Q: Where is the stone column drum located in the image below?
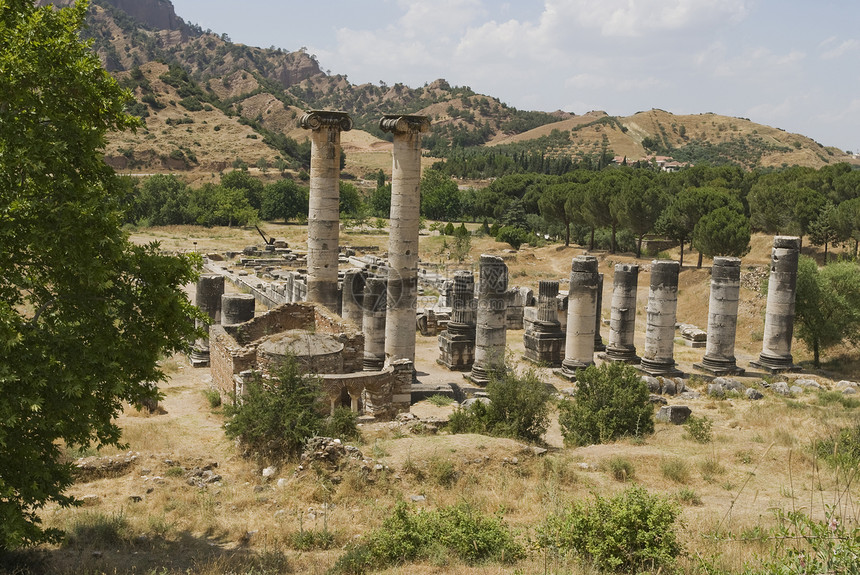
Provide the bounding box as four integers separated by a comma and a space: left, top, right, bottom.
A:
751, 236, 802, 373
341, 268, 365, 330
695, 257, 744, 375
602, 264, 640, 363
300, 110, 353, 313
594, 272, 606, 351
523, 281, 566, 366
190, 274, 225, 367
469, 255, 509, 385
380, 115, 430, 365
362, 276, 388, 371
640, 260, 683, 377
561, 256, 599, 379
438, 270, 477, 370
221, 293, 255, 326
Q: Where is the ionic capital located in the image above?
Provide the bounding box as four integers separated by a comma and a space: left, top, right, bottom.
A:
379, 114, 430, 134
300, 110, 353, 132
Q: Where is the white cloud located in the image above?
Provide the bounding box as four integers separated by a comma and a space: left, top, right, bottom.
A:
821, 39, 859, 60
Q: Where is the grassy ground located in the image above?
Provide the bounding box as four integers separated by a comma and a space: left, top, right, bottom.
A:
11, 226, 859, 574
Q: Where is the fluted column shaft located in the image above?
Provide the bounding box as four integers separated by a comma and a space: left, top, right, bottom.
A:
640, 260, 682, 376
604, 264, 640, 363
695, 257, 744, 375
381, 115, 429, 365
301, 110, 352, 312
752, 236, 801, 372
362, 276, 388, 371
562, 256, 599, 378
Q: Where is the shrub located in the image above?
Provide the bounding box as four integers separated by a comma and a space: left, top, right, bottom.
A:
537, 486, 683, 574
203, 388, 221, 408
557, 363, 654, 446
757, 508, 860, 574
224, 356, 326, 462
813, 420, 860, 470
685, 415, 713, 443
605, 456, 635, 482
660, 457, 690, 483
321, 406, 361, 442
330, 501, 524, 573
495, 226, 531, 250
448, 366, 551, 443
427, 394, 454, 407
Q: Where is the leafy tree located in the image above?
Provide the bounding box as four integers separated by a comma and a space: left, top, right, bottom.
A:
794, 257, 860, 367
613, 175, 667, 257
658, 187, 742, 267
339, 181, 362, 216
215, 186, 257, 227
693, 206, 751, 259
0, 0, 201, 548
260, 178, 307, 223
836, 197, 860, 258
557, 363, 654, 446
133, 174, 190, 225
368, 182, 391, 218
496, 226, 531, 250
420, 168, 461, 220
220, 169, 264, 210
538, 183, 575, 246
808, 202, 846, 262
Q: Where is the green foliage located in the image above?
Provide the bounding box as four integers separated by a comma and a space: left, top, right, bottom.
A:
448, 366, 551, 443
427, 394, 455, 407
260, 178, 308, 222
751, 508, 860, 575
339, 181, 362, 216
203, 389, 222, 409
537, 486, 683, 574
0, 0, 201, 549
420, 169, 461, 220
812, 420, 860, 470
290, 528, 336, 551
694, 206, 751, 259
605, 456, 635, 482
557, 363, 654, 446
685, 416, 714, 444
321, 407, 361, 443
495, 226, 531, 249
329, 501, 524, 573
794, 256, 860, 367
224, 356, 326, 462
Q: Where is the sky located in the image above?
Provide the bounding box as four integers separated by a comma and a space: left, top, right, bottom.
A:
169, 0, 860, 153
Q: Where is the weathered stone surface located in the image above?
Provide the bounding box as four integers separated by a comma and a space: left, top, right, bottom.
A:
640, 260, 682, 377
680, 390, 702, 400
603, 264, 640, 363
707, 383, 725, 398
642, 376, 661, 393
649, 394, 668, 405
561, 256, 599, 378
746, 388, 764, 400
794, 378, 822, 389
843, 387, 857, 395
656, 405, 692, 425
469, 255, 509, 385
773, 381, 791, 395
790, 385, 805, 395
695, 257, 744, 375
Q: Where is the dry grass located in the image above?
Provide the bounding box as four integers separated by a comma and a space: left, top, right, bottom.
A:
26, 229, 860, 574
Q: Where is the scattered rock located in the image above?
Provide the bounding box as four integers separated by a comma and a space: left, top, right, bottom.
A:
410, 495, 426, 502
262, 466, 277, 479
746, 388, 764, 400
642, 376, 661, 393
530, 446, 548, 456
461, 397, 491, 409
662, 379, 678, 396
649, 394, 668, 405
837, 380, 857, 389
276, 478, 289, 489
577, 462, 590, 470
707, 383, 725, 398
74, 451, 138, 481
80, 494, 101, 506
843, 387, 857, 395
772, 381, 791, 396
790, 385, 805, 395
794, 378, 822, 389
680, 390, 701, 400
656, 405, 692, 425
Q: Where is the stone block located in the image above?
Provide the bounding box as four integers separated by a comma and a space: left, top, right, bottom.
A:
656, 405, 692, 425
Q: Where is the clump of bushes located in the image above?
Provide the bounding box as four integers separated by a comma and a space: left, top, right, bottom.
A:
448, 366, 550, 443
536, 486, 683, 573
557, 362, 654, 446
330, 501, 524, 573
224, 355, 359, 462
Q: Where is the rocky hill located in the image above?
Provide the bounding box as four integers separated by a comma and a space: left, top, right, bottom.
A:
64, 0, 857, 175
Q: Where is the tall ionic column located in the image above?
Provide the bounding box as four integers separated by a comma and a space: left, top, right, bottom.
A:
300, 110, 353, 313
695, 257, 744, 375
438, 270, 477, 370
640, 260, 682, 377
469, 255, 509, 385
362, 275, 388, 371
561, 256, 599, 379
751, 236, 802, 373
190, 274, 225, 367
380, 115, 430, 365
341, 268, 365, 330
602, 264, 640, 363
594, 273, 606, 351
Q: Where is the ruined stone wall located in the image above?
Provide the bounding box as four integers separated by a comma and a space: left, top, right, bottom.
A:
210, 324, 257, 396
314, 306, 364, 373
229, 303, 315, 345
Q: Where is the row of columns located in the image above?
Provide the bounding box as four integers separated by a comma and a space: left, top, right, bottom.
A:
436, 235, 801, 381
191, 274, 256, 367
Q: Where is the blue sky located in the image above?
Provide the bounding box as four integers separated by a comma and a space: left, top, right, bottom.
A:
170, 0, 860, 153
